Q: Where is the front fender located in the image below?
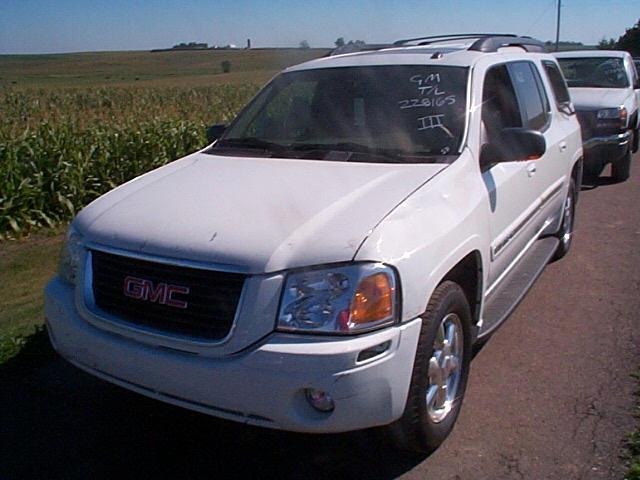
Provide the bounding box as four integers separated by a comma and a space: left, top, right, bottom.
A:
354, 151, 490, 322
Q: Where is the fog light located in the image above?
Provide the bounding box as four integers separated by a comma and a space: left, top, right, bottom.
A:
305, 388, 335, 412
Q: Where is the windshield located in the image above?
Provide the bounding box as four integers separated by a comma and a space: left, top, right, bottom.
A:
557, 57, 629, 88
213, 65, 469, 163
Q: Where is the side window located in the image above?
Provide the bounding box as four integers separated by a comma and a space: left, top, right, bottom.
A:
507, 62, 550, 131
482, 64, 523, 145
542, 60, 572, 108
630, 59, 639, 88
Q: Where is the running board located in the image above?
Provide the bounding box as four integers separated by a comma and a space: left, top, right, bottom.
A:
479, 236, 559, 339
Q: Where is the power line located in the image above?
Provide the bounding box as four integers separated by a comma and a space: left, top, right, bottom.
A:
524, 0, 556, 38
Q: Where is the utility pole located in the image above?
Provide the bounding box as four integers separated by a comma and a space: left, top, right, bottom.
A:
555, 0, 561, 51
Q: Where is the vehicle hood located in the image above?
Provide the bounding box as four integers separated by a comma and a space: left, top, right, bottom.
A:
75, 152, 447, 273
568, 87, 633, 110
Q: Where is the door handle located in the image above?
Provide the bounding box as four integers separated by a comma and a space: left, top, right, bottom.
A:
527, 163, 537, 177
559, 142, 568, 152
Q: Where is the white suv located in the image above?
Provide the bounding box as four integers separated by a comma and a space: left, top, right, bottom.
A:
46, 34, 583, 453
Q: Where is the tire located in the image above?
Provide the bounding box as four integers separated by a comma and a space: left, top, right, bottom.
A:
611, 147, 631, 182
387, 281, 473, 454
552, 178, 576, 261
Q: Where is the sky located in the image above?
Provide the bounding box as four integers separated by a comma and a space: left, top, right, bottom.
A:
0, 0, 638, 54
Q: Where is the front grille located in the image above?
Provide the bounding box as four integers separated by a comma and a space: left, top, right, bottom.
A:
91, 250, 246, 340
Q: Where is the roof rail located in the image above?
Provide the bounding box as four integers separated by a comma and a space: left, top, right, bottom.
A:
393, 33, 546, 53
469, 36, 545, 53
394, 33, 516, 46
327, 43, 393, 57
325, 34, 546, 58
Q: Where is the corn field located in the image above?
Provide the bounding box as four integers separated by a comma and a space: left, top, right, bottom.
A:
0, 85, 259, 238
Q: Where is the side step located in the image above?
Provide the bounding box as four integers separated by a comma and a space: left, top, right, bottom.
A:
479, 236, 559, 339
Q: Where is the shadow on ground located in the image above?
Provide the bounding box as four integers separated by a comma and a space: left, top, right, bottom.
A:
580, 172, 624, 191
0, 328, 425, 479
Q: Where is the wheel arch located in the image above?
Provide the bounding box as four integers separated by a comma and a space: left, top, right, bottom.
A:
571, 157, 583, 203
631, 111, 639, 152
439, 250, 483, 331
630, 109, 638, 130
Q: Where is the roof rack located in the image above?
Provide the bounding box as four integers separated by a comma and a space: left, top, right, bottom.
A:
327, 43, 393, 57
326, 34, 546, 58
394, 33, 514, 45
393, 33, 546, 53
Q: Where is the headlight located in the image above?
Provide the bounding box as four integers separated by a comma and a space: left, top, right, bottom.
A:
597, 106, 628, 127
58, 225, 84, 285
277, 263, 398, 334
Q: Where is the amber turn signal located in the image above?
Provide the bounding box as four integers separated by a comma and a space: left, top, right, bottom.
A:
350, 273, 394, 325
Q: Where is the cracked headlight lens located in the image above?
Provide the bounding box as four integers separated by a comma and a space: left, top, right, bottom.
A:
277, 263, 398, 334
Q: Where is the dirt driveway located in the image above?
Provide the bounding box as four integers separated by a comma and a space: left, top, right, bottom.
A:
2, 155, 639, 479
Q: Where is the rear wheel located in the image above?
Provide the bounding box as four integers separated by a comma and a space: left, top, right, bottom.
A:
553, 179, 576, 261
388, 281, 472, 454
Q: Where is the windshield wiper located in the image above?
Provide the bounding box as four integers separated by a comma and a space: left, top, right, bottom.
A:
216, 137, 287, 152
215, 138, 441, 162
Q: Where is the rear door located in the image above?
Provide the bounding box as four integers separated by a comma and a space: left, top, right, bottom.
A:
508, 61, 569, 234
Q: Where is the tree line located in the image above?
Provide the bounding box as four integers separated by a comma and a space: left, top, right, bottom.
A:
598, 18, 639, 56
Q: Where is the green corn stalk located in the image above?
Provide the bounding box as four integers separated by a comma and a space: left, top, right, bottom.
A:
0, 84, 259, 238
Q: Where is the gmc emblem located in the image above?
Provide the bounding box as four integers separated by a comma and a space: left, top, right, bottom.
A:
123, 276, 190, 309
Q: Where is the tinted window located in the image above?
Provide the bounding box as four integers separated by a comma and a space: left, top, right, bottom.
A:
482, 64, 523, 138
542, 60, 572, 105
220, 65, 469, 161
557, 57, 629, 88
508, 62, 549, 130
481, 65, 526, 165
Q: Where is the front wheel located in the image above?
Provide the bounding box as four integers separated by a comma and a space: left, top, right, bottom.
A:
387, 281, 473, 454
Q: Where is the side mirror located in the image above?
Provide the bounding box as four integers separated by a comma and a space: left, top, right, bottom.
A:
206, 124, 227, 144
481, 128, 546, 165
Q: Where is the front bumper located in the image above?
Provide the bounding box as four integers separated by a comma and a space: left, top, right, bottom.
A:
582, 130, 631, 168
583, 130, 631, 151
45, 277, 421, 433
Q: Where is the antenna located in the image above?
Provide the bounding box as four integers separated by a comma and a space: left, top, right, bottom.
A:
555, 0, 561, 52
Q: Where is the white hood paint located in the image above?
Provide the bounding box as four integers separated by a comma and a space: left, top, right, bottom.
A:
75, 152, 447, 273
568, 87, 632, 111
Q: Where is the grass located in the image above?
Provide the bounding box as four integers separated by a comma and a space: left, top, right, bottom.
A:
0, 230, 63, 362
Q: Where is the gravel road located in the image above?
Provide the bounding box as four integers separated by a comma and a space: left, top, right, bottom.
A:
1, 155, 638, 479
